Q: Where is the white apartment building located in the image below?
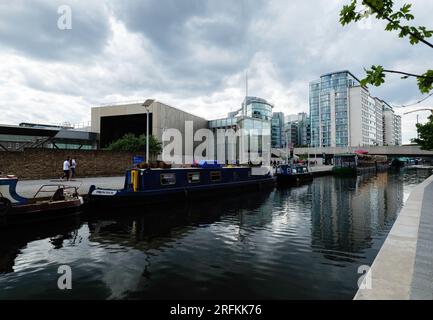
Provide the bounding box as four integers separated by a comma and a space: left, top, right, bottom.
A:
309, 71, 402, 148
382, 102, 402, 146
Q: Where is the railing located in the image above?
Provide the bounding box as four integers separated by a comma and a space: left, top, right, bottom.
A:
33, 184, 81, 201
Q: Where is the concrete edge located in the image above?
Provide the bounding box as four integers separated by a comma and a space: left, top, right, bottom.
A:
354, 174, 433, 300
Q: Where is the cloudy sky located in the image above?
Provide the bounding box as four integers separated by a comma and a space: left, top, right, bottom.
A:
0, 0, 432, 143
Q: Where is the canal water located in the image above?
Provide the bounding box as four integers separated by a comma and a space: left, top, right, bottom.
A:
0, 170, 431, 300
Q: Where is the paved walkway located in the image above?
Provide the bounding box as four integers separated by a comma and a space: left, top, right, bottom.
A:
309, 165, 333, 173
355, 174, 433, 300
16, 176, 124, 198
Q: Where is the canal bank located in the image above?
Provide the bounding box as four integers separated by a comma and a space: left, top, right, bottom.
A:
355, 173, 433, 300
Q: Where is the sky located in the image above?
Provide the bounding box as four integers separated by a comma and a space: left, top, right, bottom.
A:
0, 0, 432, 144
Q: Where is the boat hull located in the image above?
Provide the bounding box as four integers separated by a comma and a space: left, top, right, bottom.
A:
0, 198, 83, 227
87, 177, 276, 210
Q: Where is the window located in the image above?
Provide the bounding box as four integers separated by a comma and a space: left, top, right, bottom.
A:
210, 171, 222, 182
187, 172, 200, 184
233, 172, 239, 180
160, 173, 176, 186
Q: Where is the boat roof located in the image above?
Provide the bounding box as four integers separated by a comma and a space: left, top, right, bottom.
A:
131, 166, 250, 171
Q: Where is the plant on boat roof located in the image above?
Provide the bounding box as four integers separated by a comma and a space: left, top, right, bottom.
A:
106, 133, 162, 154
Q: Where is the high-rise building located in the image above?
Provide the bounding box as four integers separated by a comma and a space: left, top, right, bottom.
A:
309, 70, 397, 147
284, 112, 310, 147
382, 102, 402, 146
285, 121, 298, 148
271, 112, 285, 148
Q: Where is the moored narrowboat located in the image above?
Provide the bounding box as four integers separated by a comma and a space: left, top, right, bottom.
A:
333, 153, 389, 176
87, 161, 276, 208
0, 176, 83, 227
276, 164, 313, 186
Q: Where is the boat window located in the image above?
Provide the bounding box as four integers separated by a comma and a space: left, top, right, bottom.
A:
210, 171, 222, 182
160, 173, 176, 186
233, 172, 239, 180
187, 172, 201, 184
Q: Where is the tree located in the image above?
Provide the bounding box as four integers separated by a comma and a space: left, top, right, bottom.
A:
106, 133, 162, 155
412, 115, 433, 150
340, 0, 433, 93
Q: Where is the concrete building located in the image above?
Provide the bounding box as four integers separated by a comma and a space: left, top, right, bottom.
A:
91, 100, 208, 161
309, 70, 398, 148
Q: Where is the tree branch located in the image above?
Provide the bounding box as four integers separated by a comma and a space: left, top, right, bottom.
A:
363, 0, 433, 49
383, 69, 433, 79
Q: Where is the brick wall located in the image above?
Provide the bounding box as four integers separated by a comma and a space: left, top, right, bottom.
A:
0, 149, 145, 180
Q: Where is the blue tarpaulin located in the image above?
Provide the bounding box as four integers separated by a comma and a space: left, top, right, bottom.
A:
198, 160, 223, 168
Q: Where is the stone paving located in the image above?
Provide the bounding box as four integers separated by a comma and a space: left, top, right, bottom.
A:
16, 176, 124, 198
411, 181, 433, 299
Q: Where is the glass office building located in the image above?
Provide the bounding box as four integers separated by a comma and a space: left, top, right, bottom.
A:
310, 71, 360, 147
284, 113, 311, 147
208, 96, 272, 164
271, 112, 285, 148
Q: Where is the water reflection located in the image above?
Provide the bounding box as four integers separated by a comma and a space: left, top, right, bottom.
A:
310, 173, 404, 263
0, 217, 81, 274
0, 171, 430, 300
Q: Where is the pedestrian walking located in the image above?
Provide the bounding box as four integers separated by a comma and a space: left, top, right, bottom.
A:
62, 157, 71, 181
70, 158, 76, 179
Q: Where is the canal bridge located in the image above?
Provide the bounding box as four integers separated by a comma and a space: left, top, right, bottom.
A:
272, 145, 433, 159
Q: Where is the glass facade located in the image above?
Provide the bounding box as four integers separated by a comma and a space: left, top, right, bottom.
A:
208, 96, 273, 164
244, 97, 273, 121
285, 113, 311, 147
271, 112, 285, 148
309, 71, 360, 147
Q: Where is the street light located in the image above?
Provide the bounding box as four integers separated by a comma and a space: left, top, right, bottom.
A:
403, 108, 433, 115
142, 100, 154, 163
403, 108, 433, 140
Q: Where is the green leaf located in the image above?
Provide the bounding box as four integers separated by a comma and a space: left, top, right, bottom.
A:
418, 70, 433, 94
340, 0, 360, 25
361, 65, 386, 87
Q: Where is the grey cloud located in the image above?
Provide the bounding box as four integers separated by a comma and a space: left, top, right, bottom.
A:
1, 0, 432, 144
109, 0, 265, 93
0, 0, 111, 61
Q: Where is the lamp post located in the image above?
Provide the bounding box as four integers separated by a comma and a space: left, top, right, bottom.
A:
142, 102, 150, 163
403, 108, 433, 141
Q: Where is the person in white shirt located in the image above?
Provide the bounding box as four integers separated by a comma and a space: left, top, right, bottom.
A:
62, 158, 71, 181
70, 158, 76, 179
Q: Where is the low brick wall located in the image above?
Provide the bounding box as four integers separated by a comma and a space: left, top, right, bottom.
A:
0, 149, 145, 180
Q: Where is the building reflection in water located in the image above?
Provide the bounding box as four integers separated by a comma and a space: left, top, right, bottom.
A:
2, 171, 429, 299
310, 173, 404, 261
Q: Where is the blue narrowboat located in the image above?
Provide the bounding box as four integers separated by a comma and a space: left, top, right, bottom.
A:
276, 164, 313, 186
88, 161, 276, 208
